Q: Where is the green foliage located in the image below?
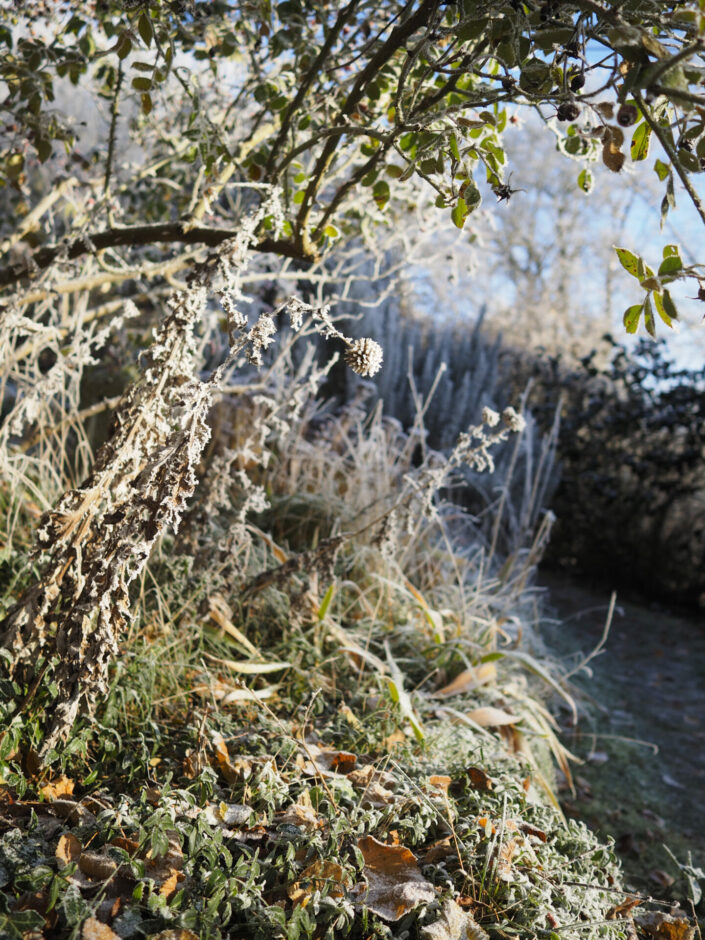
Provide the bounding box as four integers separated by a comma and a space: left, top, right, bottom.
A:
1, 1, 705, 325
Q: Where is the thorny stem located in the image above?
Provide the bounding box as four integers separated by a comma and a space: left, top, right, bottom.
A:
104, 60, 124, 228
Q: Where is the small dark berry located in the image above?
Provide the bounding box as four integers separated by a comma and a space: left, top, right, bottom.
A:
570, 73, 585, 92
556, 101, 581, 122
678, 138, 693, 153
564, 41, 580, 57
698, 286, 705, 302
616, 104, 638, 126
501, 76, 516, 91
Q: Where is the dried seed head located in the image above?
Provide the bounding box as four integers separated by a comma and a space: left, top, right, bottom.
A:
616, 104, 638, 127
502, 406, 526, 433
556, 101, 581, 122
344, 338, 383, 377
482, 407, 500, 427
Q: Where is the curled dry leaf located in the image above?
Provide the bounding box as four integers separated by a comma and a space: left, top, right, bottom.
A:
56, 832, 82, 868
79, 849, 119, 881
275, 800, 322, 831
428, 775, 451, 794
82, 917, 120, 940
420, 899, 490, 940
287, 859, 347, 907
354, 835, 436, 922
435, 663, 497, 697
495, 838, 518, 882
465, 706, 519, 728
39, 774, 75, 801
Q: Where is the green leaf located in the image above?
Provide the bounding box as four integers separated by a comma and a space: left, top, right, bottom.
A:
661, 288, 679, 321
643, 294, 656, 337
614, 246, 640, 278
449, 131, 460, 162
451, 197, 469, 229
385, 641, 424, 742
141, 92, 152, 115
653, 291, 675, 327
138, 11, 153, 47
293, 190, 305, 204
317, 583, 335, 620
372, 179, 390, 209
654, 158, 670, 181
116, 31, 132, 60
132, 76, 152, 92
577, 168, 593, 193
623, 302, 643, 333
663, 243, 681, 258
630, 122, 651, 161
658, 255, 682, 277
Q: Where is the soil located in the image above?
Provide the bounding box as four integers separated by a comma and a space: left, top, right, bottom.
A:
538, 569, 705, 921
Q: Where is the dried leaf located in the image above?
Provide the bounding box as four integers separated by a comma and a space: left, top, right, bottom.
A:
419, 837, 454, 865
435, 663, 496, 697
465, 706, 519, 728
82, 917, 120, 940
608, 896, 642, 919
496, 838, 518, 881
634, 911, 694, 939
150, 933, 200, 940
287, 859, 347, 906
56, 832, 82, 867
428, 775, 451, 794
159, 868, 184, 899
420, 899, 490, 940
39, 775, 75, 801
79, 849, 118, 881
275, 801, 322, 831
467, 767, 494, 792
354, 835, 436, 921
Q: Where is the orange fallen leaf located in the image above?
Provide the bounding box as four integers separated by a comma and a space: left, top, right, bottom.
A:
467, 767, 493, 792
353, 835, 435, 922
420, 899, 489, 939
287, 859, 347, 907
56, 833, 82, 867
82, 917, 120, 940
634, 911, 695, 939
608, 896, 642, 919
39, 775, 75, 802
428, 775, 451, 794
159, 867, 185, 899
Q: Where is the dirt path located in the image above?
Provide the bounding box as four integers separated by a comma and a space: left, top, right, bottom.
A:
539, 571, 705, 915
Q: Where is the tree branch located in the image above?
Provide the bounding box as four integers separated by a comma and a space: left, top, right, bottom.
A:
0, 223, 315, 292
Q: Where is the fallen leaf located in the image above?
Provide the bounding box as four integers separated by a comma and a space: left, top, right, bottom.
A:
56, 833, 82, 867
435, 663, 497, 697
608, 896, 642, 919
275, 801, 322, 831
79, 849, 118, 881
465, 707, 519, 728
496, 838, 518, 881
159, 868, 185, 899
419, 837, 455, 865
420, 899, 490, 940
39, 775, 75, 801
82, 917, 120, 940
353, 835, 436, 921
634, 911, 695, 939
649, 869, 675, 888
287, 859, 347, 907
467, 767, 494, 792
428, 775, 451, 794
519, 822, 547, 843
150, 932, 200, 940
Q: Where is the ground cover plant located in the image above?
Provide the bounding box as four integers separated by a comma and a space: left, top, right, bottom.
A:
1, 1, 705, 937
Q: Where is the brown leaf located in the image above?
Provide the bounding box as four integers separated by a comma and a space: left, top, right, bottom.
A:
428, 775, 451, 794
150, 932, 200, 940
56, 833, 82, 868
211, 732, 239, 783
648, 869, 675, 888
435, 663, 496, 697
82, 917, 120, 940
634, 911, 695, 939
608, 896, 642, 919
39, 775, 75, 802
419, 837, 454, 865
353, 835, 436, 922
465, 706, 519, 728
602, 140, 625, 172
420, 899, 489, 940
330, 752, 356, 774
79, 850, 118, 881
275, 801, 322, 831
159, 868, 185, 899
519, 822, 547, 843
287, 859, 347, 907
467, 767, 494, 792
496, 838, 518, 881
